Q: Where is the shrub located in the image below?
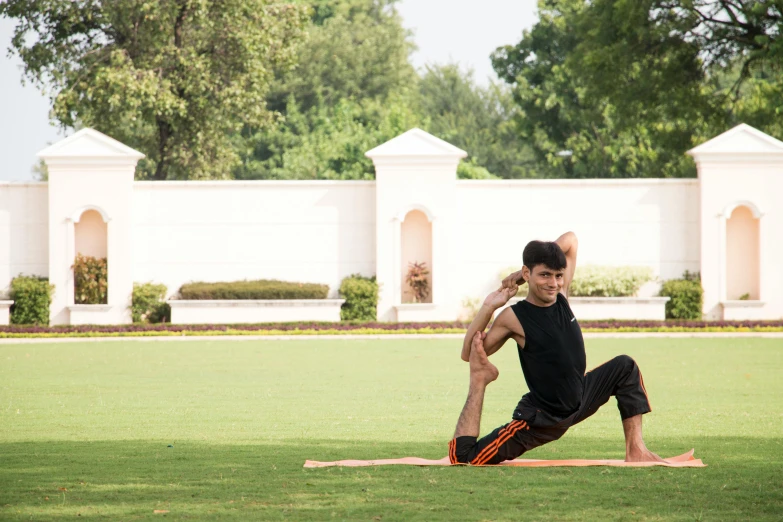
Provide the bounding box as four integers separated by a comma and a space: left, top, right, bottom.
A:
178, 280, 329, 300
73, 254, 108, 304
339, 274, 378, 322
405, 261, 430, 303
9, 275, 54, 325
660, 273, 703, 320
132, 282, 170, 323
569, 265, 654, 297
457, 159, 499, 180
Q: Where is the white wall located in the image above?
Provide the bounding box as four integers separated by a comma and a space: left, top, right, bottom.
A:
0, 183, 48, 295
453, 179, 701, 305
0, 178, 703, 319
131, 181, 377, 299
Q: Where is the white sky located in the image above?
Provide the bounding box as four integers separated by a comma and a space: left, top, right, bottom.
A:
0, 1, 538, 181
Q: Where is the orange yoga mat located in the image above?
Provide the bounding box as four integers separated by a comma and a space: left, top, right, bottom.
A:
304, 449, 705, 468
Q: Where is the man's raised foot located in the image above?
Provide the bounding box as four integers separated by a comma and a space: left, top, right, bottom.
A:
469, 332, 499, 387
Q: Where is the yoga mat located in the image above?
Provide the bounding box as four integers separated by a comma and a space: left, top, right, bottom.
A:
304, 449, 705, 468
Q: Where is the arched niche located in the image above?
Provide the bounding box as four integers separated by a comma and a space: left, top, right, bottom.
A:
70, 206, 110, 305
725, 204, 760, 300
73, 208, 109, 259
400, 209, 433, 303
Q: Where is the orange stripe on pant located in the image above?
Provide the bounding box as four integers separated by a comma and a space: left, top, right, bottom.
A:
469, 421, 519, 465
472, 421, 527, 466
639, 370, 651, 411
474, 421, 527, 466
471, 421, 527, 466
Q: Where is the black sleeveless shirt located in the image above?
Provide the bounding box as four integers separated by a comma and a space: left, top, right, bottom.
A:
510, 293, 586, 417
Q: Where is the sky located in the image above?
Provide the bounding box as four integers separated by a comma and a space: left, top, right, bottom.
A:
0, 1, 538, 182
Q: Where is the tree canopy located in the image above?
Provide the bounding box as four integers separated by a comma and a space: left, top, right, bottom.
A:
491, 0, 783, 178
1, 0, 309, 180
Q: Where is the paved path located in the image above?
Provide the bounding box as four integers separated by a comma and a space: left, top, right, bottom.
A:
1, 331, 782, 344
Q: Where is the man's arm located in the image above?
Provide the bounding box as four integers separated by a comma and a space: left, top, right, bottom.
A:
555, 231, 578, 297
460, 286, 517, 362
481, 308, 524, 357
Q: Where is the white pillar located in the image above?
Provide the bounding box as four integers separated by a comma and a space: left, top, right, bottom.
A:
688, 123, 783, 320
366, 128, 466, 321
38, 129, 144, 325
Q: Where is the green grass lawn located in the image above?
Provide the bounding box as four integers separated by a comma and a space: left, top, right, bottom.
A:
1, 338, 781, 521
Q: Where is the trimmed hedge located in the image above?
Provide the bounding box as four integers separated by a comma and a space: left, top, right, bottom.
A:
660, 272, 703, 320
131, 282, 170, 323
339, 274, 378, 322
569, 265, 653, 297
500, 265, 653, 298
178, 280, 329, 300
9, 275, 54, 325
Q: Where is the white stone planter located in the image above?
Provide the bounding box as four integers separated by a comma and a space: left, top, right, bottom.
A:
502, 296, 670, 321
168, 299, 346, 324
394, 303, 439, 322
721, 300, 765, 320
0, 300, 13, 325
68, 305, 114, 325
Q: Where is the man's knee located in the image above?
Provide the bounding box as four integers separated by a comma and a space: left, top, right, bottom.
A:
448, 436, 476, 464
614, 354, 637, 373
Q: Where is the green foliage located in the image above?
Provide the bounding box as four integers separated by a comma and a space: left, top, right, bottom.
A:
72, 254, 108, 305
1, 0, 309, 180
457, 159, 498, 180
492, 0, 783, 180
268, 0, 415, 115
235, 95, 421, 180
491, 0, 708, 179
417, 64, 537, 179
178, 280, 328, 300
131, 282, 170, 323
234, 0, 419, 180
569, 265, 654, 298
339, 274, 378, 322
660, 273, 704, 320
9, 275, 54, 325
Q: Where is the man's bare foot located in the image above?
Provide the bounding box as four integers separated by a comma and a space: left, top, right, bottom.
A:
469, 332, 499, 386
625, 445, 666, 463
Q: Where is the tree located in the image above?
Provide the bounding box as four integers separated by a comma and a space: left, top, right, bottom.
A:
234, 94, 422, 180
417, 64, 537, 179
1, 0, 309, 180
569, 0, 783, 140
268, 0, 416, 114
491, 0, 711, 178
235, 0, 419, 180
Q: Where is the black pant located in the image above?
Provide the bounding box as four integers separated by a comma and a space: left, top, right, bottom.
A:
448, 355, 651, 465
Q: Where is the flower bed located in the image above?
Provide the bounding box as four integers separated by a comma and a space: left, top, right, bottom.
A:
1, 320, 782, 338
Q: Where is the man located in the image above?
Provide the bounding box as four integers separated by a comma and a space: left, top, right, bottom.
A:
447, 231, 663, 465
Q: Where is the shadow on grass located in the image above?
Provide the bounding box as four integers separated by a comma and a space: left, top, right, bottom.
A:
1, 437, 782, 521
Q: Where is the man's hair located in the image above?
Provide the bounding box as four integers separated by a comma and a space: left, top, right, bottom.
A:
522, 241, 567, 271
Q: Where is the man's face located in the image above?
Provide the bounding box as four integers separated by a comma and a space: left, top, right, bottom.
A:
524, 264, 565, 305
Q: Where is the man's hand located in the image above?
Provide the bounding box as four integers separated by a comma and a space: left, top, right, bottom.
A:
502, 270, 525, 291
461, 286, 517, 362
483, 285, 518, 310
